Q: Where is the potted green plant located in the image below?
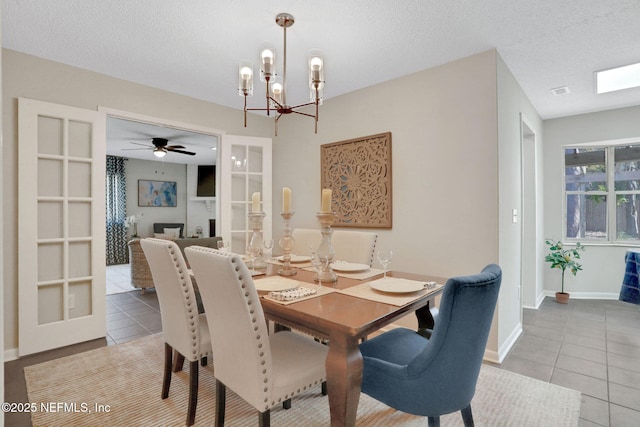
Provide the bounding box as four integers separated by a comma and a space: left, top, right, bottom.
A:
545, 239, 585, 303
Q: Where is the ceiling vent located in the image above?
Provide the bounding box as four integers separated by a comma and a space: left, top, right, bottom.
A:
551, 86, 570, 96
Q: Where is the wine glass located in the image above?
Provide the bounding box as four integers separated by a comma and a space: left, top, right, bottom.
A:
310, 251, 324, 290
246, 243, 258, 275
377, 249, 393, 278
217, 240, 229, 252
263, 239, 274, 261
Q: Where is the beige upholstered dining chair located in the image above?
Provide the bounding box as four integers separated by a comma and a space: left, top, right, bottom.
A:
185, 246, 329, 426
291, 228, 378, 266
291, 228, 322, 256
140, 238, 212, 427
332, 230, 378, 266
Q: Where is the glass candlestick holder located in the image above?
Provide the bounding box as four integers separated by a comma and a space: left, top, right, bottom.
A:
247, 211, 267, 269
315, 211, 337, 283
278, 211, 297, 276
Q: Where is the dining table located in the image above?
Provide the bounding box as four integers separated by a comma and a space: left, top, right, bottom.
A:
255, 260, 446, 427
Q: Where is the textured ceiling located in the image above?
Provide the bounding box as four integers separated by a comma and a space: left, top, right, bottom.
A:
106, 117, 217, 165
3, 0, 640, 130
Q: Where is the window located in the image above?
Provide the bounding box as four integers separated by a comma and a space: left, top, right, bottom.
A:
564, 142, 640, 243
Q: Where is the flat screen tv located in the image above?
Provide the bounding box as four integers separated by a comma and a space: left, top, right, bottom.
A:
196, 165, 216, 197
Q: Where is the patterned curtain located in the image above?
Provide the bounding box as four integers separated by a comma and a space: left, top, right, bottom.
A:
106, 156, 128, 265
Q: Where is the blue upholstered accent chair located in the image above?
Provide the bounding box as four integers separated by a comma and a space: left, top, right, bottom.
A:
359, 264, 502, 427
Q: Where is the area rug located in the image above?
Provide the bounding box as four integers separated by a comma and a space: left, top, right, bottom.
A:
25, 334, 581, 426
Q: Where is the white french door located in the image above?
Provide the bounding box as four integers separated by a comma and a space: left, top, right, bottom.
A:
219, 135, 272, 254
18, 98, 106, 356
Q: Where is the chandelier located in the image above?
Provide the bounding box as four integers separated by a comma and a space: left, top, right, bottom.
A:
238, 13, 325, 135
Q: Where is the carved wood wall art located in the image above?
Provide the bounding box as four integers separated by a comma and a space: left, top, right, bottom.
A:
321, 132, 392, 228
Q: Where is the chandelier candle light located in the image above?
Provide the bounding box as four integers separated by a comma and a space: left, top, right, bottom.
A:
238, 12, 325, 135
278, 187, 296, 276
315, 189, 337, 283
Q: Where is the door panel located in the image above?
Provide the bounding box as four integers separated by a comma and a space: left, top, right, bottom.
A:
18, 98, 106, 356
219, 135, 272, 254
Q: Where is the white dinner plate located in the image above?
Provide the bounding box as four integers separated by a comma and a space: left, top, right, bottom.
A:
330, 262, 370, 272
369, 278, 425, 294
277, 255, 312, 263
254, 277, 301, 292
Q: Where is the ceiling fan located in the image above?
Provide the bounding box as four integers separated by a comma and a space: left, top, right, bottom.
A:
124, 137, 196, 158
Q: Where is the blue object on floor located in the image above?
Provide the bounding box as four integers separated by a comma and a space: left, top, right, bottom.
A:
359, 264, 502, 427
620, 250, 640, 305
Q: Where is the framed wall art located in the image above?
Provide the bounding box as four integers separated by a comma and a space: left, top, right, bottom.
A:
138, 180, 177, 207
321, 132, 392, 228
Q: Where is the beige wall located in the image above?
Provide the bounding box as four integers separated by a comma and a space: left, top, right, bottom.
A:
543, 105, 640, 297
124, 158, 188, 237
272, 50, 508, 358
2, 48, 272, 351
4, 47, 533, 362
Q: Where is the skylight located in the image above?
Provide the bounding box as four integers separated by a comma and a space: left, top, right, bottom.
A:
596, 62, 640, 94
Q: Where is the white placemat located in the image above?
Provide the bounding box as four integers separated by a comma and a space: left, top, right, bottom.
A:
260, 278, 336, 305
337, 279, 443, 306
267, 259, 314, 269
302, 266, 384, 280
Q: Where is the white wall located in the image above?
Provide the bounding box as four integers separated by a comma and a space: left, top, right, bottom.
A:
496, 55, 544, 358
543, 105, 640, 297
2, 48, 273, 353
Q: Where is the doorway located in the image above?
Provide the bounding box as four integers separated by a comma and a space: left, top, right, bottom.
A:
520, 114, 543, 312
101, 107, 224, 295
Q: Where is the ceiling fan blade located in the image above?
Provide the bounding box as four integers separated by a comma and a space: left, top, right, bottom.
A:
166, 145, 186, 149
129, 141, 153, 148
169, 149, 196, 156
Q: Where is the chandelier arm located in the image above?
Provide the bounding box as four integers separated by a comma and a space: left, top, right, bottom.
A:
287, 101, 316, 109
265, 77, 271, 116
290, 110, 317, 119
269, 96, 284, 110
243, 94, 248, 128
275, 113, 283, 137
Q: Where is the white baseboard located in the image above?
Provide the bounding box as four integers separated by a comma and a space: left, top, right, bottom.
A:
535, 292, 546, 308
543, 290, 619, 300
522, 292, 546, 310
4, 347, 18, 362
490, 322, 523, 364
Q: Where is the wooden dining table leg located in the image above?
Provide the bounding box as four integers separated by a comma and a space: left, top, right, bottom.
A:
415, 301, 435, 339
325, 334, 362, 427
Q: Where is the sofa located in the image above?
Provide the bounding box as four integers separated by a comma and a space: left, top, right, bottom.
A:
128, 236, 222, 293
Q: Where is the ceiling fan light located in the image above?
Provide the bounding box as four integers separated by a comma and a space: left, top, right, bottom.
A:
153, 148, 166, 158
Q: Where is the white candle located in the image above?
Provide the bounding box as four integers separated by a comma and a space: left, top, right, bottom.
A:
282, 187, 292, 212
252, 192, 261, 213
321, 189, 332, 213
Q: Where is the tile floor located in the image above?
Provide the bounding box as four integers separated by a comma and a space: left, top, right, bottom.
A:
498, 298, 640, 426
5, 265, 640, 426
105, 263, 162, 345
